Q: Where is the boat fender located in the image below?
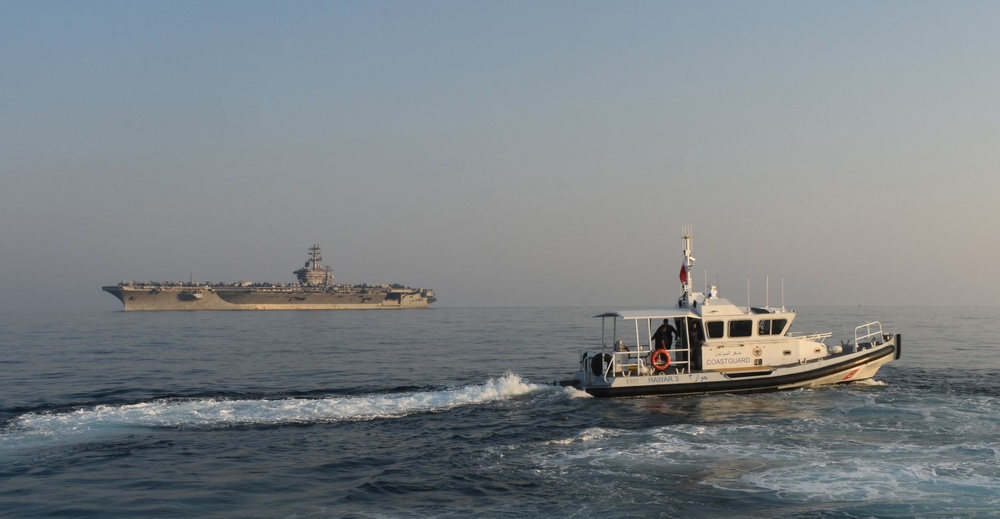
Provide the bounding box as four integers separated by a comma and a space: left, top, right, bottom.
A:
651, 349, 671, 372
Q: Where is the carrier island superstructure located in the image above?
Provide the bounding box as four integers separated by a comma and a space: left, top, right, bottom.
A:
103, 245, 436, 311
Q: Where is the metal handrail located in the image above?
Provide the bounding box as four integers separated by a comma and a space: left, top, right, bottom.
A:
786, 332, 833, 342
855, 321, 884, 348
609, 346, 691, 377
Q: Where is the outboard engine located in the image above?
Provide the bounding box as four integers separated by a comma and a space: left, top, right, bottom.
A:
590, 353, 612, 376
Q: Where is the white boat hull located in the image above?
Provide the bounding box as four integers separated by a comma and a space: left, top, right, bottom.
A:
571, 338, 898, 398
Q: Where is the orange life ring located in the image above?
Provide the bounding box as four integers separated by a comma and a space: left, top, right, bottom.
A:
651, 349, 671, 371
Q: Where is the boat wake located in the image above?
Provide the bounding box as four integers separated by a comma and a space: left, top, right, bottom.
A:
851, 378, 887, 387
2, 373, 547, 450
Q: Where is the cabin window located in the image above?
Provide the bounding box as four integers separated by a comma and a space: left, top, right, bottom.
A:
758, 319, 788, 336
771, 319, 787, 335
706, 321, 724, 339
729, 319, 753, 338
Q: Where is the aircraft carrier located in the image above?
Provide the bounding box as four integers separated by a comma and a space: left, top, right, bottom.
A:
103, 245, 436, 311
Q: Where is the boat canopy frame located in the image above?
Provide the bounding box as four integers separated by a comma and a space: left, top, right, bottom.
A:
594, 309, 700, 374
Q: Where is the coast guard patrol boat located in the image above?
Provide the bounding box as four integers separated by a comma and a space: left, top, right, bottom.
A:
566, 229, 900, 398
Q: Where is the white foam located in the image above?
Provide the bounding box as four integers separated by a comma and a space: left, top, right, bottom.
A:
3, 373, 544, 448
852, 378, 887, 387
561, 386, 592, 399
518, 417, 1000, 505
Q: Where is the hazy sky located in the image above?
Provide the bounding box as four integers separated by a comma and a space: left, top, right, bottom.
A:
3, 1, 999, 312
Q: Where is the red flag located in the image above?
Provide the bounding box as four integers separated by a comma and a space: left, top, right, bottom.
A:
679, 263, 687, 283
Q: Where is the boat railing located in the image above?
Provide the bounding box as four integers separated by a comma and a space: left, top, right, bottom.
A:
585, 343, 692, 382
855, 321, 885, 349
786, 332, 833, 342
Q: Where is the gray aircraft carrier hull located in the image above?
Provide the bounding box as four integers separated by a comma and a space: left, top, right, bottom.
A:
102, 285, 435, 311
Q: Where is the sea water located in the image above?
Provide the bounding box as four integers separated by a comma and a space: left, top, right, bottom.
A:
1, 306, 998, 518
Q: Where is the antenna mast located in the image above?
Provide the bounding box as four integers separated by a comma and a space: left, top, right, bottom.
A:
680, 226, 694, 305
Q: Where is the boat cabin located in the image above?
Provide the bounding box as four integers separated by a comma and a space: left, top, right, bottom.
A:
594, 293, 834, 376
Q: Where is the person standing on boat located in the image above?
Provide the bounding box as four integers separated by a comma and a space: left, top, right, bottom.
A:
688, 320, 705, 370
652, 319, 677, 351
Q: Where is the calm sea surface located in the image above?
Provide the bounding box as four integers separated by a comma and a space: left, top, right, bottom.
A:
2, 306, 999, 518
